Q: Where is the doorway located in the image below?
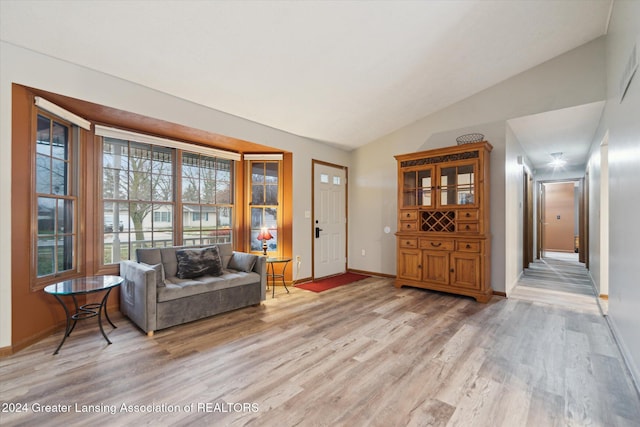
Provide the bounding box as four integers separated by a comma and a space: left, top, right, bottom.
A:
312, 161, 347, 279
537, 180, 585, 261
523, 169, 534, 269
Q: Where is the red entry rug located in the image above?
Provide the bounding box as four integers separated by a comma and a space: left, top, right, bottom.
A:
296, 272, 369, 293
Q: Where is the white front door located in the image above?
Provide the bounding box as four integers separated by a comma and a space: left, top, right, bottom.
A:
313, 162, 347, 278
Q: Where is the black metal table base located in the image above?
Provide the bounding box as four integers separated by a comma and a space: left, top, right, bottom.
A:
269, 262, 290, 298
51, 287, 117, 355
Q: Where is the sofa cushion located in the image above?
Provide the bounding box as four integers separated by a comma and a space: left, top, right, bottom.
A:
142, 263, 166, 287
228, 252, 259, 273
137, 249, 162, 266
158, 270, 261, 302
176, 246, 223, 279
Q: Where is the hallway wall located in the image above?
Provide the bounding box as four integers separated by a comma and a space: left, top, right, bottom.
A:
588, 0, 640, 386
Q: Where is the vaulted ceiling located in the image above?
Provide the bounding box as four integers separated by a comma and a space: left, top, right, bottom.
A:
1, 0, 612, 152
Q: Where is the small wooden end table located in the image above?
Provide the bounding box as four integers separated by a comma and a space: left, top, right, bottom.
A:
44, 275, 123, 355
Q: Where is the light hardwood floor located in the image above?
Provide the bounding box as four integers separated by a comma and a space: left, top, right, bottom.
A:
2, 273, 639, 426
510, 252, 602, 314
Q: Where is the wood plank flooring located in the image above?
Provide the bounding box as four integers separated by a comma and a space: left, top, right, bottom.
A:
510, 252, 602, 314
2, 274, 639, 426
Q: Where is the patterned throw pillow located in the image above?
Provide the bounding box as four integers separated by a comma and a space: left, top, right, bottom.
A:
175, 246, 223, 279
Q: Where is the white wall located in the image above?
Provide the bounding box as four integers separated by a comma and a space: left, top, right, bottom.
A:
349, 37, 606, 294
504, 123, 527, 295
0, 42, 351, 348
595, 0, 640, 385
588, 143, 603, 294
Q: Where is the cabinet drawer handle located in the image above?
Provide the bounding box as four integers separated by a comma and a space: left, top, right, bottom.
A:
465, 212, 471, 217
465, 225, 470, 230
406, 241, 412, 246
406, 224, 411, 228
466, 244, 471, 249
418, 265, 422, 269
450, 268, 454, 273
430, 242, 442, 247
406, 213, 411, 218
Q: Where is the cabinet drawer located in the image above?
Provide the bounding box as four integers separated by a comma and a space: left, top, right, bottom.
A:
457, 241, 480, 252
420, 238, 454, 251
457, 222, 479, 232
400, 210, 418, 220
399, 238, 418, 248
457, 210, 479, 220
401, 221, 418, 231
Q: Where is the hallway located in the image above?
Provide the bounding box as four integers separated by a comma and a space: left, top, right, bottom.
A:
510, 251, 602, 315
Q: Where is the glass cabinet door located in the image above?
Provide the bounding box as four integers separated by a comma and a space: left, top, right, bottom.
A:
402, 168, 434, 207
438, 163, 476, 207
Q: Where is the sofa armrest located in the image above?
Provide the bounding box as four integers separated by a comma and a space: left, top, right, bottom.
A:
119, 260, 157, 334
252, 255, 267, 301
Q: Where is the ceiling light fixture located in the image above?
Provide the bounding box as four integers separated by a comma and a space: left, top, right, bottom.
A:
549, 152, 566, 168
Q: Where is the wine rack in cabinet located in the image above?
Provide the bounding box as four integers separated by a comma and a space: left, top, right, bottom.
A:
394, 141, 492, 302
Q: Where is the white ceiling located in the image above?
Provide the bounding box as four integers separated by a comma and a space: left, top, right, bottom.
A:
508, 102, 606, 171
1, 0, 612, 152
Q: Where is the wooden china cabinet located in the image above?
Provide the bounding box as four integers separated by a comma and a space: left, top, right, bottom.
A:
394, 141, 492, 302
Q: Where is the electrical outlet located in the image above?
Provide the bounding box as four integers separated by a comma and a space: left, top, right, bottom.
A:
361, 249, 366, 256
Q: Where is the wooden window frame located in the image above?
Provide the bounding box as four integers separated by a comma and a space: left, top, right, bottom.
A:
247, 159, 283, 256
31, 109, 81, 291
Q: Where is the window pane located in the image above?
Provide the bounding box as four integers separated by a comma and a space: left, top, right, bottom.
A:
152, 173, 173, 201
152, 147, 172, 174
37, 197, 56, 235
198, 182, 212, 204
216, 161, 231, 182
130, 171, 151, 200
51, 121, 68, 160
250, 229, 262, 251
252, 185, 264, 205
265, 162, 278, 184
57, 199, 74, 234
265, 208, 277, 229
251, 207, 263, 228
51, 158, 68, 195
218, 207, 231, 228
216, 180, 231, 204
36, 155, 51, 193
182, 179, 200, 203
37, 237, 55, 277
252, 162, 264, 183
36, 115, 51, 155
57, 235, 74, 272
265, 184, 278, 205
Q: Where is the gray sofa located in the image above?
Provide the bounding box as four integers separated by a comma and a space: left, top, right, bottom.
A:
119, 243, 266, 336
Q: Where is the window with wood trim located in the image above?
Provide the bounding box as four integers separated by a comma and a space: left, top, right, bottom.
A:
181, 152, 234, 246
33, 111, 78, 286
100, 137, 237, 265
102, 137, 175, 264
248, 160, 281, 254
